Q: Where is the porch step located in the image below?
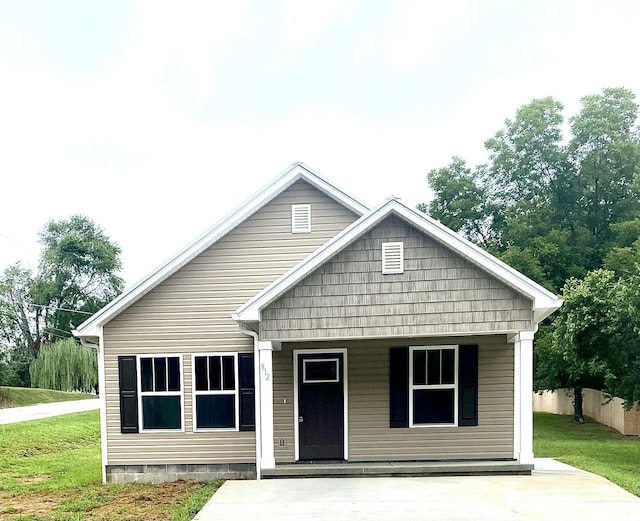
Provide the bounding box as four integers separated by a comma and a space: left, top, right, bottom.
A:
262, 460, 534, 479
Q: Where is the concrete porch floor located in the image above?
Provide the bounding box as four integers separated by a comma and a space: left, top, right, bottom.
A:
261, 459, 533, 478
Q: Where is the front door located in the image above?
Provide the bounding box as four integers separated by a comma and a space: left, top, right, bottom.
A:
297, 352, 345, 460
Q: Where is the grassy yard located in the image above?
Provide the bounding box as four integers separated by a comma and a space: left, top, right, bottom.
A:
534, 411, 640, 496
0, 386, 97, 409
0, 411, 221, 521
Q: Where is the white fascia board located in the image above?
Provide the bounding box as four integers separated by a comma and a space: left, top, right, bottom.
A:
393, 204, 562, 311
75, 162, 369, 337
294, 162, 370, 215
235, 198, 562, 323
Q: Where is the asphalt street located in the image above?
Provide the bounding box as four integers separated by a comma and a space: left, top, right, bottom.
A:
0, 398, 99, 424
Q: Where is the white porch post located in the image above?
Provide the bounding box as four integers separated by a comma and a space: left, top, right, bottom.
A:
513, 330, 535, 464
258, 341, 275, 470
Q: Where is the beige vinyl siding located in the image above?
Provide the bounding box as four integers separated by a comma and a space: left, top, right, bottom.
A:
262, 215, 534, 340
103, 180, 359, 465
273, 336, 514, 462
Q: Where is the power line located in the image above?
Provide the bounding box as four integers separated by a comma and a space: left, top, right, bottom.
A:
28, 303, 94, 315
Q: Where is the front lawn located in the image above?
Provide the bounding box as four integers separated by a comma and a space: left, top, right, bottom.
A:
534, 411, 640, 496
0, 411, 221, 521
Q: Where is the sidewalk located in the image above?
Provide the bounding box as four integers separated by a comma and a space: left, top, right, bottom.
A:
0, 398, 100, 424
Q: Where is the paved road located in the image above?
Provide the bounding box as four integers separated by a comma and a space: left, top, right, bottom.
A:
0, 398, 99, 424
194, 459, 640, 521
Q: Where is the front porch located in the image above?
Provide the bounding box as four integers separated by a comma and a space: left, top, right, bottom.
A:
261, 459, 534, 478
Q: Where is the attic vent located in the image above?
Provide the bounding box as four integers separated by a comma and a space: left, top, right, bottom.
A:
291, 204, 311, 233
382, 242, 404, 274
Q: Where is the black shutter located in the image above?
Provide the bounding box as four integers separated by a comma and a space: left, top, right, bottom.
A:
118, 355, 139, 434
238, 353, 255, 431
389, 346, 409, 428
458, 345, 478, 426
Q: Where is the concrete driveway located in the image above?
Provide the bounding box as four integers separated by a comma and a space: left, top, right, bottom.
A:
193, 459, 640, 521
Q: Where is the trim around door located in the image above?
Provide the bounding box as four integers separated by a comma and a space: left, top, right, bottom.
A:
293, 348, 348, 461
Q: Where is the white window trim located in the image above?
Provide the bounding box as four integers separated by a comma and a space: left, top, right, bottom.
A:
409, 345, 458, 428
302, 357, 340, 384
192, 352, 240, 432
291, 204, 311, 233
137, 354, 185, 433
382, 242, 404, 274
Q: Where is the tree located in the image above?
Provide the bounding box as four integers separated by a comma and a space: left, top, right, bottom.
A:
421, 88, 640, 294
29, 337, 98, 392
33, 214, 124, 338
568, 88, 640, 255
485, 96, 566, 209
0, 214, 123, 388
420, 87, 640, 415
419, 157, 497, 248
539, 270, 615, 420
0, 264, 37, 386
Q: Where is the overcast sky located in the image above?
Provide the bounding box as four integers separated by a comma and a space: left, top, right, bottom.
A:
1, 0, 639, 288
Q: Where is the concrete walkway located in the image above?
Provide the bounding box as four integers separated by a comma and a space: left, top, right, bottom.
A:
0, 398, 99, 424
193, 459, 640, 521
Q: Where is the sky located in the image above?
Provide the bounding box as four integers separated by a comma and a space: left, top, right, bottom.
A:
1, 0, 639, 288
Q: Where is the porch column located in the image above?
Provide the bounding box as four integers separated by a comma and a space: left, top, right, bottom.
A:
258, 341, 275, 470
513, 330, 535, 464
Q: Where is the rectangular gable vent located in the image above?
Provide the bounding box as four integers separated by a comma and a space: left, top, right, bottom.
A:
382, 242, 404, 274
291, 204, 311, 233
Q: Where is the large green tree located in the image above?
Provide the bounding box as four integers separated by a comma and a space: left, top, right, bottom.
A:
422, 87, 640, 294
421, 87, 640, 416
32, 214, 124, 338
0, 214, 123, 387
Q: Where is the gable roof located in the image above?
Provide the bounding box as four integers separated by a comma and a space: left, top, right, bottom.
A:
233, 198, 562, 326
74, 162, 370, 338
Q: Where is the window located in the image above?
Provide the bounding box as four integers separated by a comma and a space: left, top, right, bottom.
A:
291, 204, 311, 233
139, 355, 183, 431
382, 242, 403, 274
193, 354, 238, 430
409, 346, 457, 426
389, 345, 477, 429
303, 358, 339, 383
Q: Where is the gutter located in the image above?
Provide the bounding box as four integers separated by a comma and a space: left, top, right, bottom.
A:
238, 324, 262, 480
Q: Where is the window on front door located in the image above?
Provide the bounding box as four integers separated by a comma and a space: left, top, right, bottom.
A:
409, 346, 458, 426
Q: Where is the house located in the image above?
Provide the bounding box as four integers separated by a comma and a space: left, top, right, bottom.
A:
74, 162, 561, 483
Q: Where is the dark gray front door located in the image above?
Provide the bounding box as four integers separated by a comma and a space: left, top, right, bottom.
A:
298, 353, 344, 460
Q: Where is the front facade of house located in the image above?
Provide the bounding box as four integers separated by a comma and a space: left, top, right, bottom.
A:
75, 163, 561, 483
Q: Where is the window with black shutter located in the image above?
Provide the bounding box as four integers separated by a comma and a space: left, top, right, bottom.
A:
389, 344, 479, 428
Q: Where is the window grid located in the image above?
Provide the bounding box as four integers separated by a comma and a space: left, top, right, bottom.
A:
138, 355, 183, 431
409, 345, 458, 427
192, 353, 239, 431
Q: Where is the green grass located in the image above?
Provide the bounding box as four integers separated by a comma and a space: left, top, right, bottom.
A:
0, 411, 102, 494
0, 386, 97, 409
0, 411, 221, 520
534, 411, 640, 496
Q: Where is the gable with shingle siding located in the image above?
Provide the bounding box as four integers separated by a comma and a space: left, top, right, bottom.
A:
261, 215, 534, 340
